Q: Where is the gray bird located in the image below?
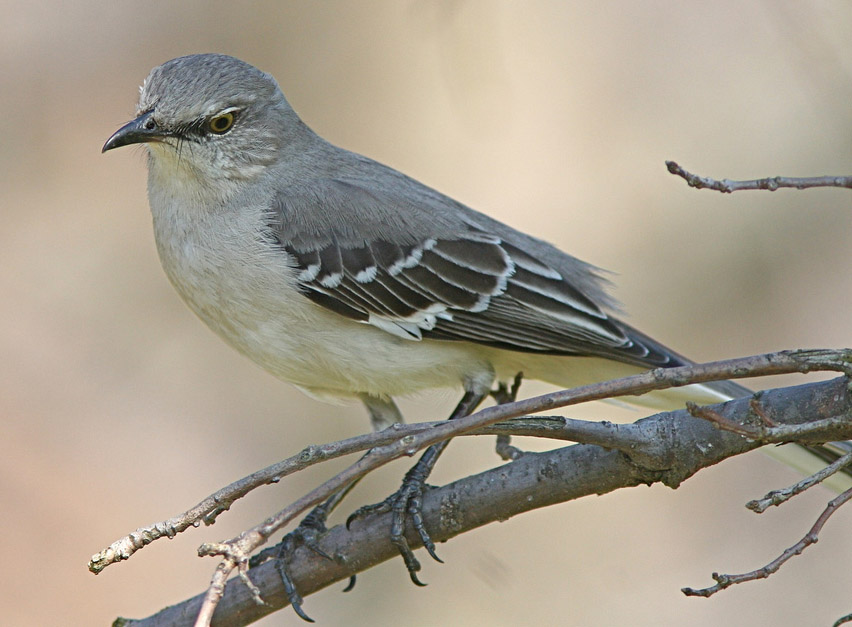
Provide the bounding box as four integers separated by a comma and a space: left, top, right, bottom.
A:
103, 53, 851, 616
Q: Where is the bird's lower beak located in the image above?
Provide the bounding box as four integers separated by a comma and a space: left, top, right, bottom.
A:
102, 111, 169, 153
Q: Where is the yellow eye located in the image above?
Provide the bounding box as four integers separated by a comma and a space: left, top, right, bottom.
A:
208, 112, 235, 134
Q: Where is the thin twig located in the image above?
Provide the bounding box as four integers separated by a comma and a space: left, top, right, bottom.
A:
749, 398, 778, 428
683, 485, 852, 597
89, 415, 646, 575
189, 349, 852, 624
687, 398, 852, 444
119, 376, 852, 626
686, 402, 758, 437
193, 559, 235, 627
88, 422, 438, 573
103, 349, 852, 625
747, 449, 852, 513
666, 160, 852, 193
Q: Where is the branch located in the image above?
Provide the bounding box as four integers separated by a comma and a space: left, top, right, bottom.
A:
89, 415, 631, 576
666, 160, 852, 193
118, 371, 852, 626
89, 423, 439, 574
94, 349, 852, 577
746, 449, 852, 513
687, 399, 852, 444
682, 485, 852, 598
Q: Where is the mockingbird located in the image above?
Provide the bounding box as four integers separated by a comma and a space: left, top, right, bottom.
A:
103, 53, 851, 618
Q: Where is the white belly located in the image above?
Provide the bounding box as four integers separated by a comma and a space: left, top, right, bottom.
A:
151, 199, 492, 401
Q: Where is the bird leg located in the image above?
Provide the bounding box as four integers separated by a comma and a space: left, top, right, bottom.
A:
248, 477, 362, 622
492, 372, 525, 461
346, 388, 487, 585
250, 395, 402, 622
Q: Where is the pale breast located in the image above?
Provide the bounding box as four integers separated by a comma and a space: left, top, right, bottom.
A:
149, 194, 492, 400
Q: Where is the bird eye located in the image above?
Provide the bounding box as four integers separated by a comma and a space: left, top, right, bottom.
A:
208, 112, 235, 134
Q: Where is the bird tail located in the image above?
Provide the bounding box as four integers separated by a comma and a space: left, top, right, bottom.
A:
527, 354, 852, 493
607, 321, 852, 493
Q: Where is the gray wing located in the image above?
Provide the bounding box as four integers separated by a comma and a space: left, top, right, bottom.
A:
268, 178, 686, 369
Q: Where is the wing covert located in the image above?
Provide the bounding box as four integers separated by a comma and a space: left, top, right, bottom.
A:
270, 178, 684, 367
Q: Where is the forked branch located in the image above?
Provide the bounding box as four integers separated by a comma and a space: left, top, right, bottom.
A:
107, 349, 852, 626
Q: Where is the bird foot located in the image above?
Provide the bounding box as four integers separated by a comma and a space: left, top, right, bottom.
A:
346, 459, 442, 586
249, 503, 342, 622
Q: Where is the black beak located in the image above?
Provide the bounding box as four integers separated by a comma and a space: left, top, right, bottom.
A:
102, 111, 168, 153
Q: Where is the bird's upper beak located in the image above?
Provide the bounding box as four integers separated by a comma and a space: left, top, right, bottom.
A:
102, 111, 169, 153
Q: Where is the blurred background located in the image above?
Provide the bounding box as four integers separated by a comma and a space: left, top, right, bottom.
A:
3, 1, 852, 625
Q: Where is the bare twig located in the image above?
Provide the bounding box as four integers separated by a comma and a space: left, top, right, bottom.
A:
119, 375, 852, 626
90, 414, 650, 576
747, 449, 852, 513
687, 397, 852, 444
90, 413, 649, 576
103, 348, 852, 625
193, 559, 238, 627
749, 398, 778, 428
89, 422, 439, 574
666, 160, 852, 193
686, 402, 758, 438
683, 485, 852, 597
185, 350, 852, 624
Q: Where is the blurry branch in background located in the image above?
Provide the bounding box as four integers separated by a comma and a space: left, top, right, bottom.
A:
106, 349, 852, 627
666, 160, 852, 192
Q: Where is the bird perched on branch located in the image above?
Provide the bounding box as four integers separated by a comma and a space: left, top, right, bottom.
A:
103, 53, 852, 620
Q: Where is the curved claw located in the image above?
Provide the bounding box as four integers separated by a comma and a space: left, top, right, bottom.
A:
352, 431, 468, 587
267, 501, 341, 622
275, 559, 315, 623
406, 492, 442, 564
292, 602, 316, 624
384, 483, 443, 583
390, 527, 422, 577
424, 543, 443, 564
342, 575, 357, 593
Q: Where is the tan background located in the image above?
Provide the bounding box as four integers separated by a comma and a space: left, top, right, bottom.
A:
3, 1, 852, 625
